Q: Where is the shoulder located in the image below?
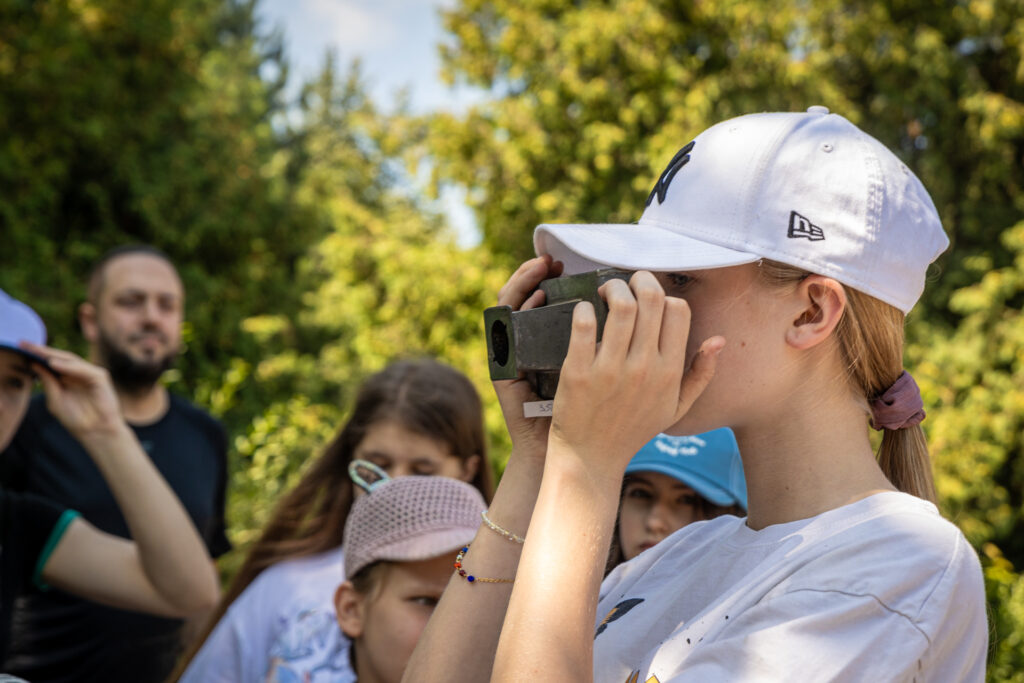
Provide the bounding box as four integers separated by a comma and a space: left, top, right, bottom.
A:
793, 493, 975, 580
168, 394, 223, 429
217, 548, 346, 666
777, 493, 985, 635
245, 547, 347, 603
166, 394, 227, 442
600, 514, 742, 600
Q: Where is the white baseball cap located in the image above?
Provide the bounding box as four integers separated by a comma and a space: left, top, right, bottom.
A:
534, 107, 949, 313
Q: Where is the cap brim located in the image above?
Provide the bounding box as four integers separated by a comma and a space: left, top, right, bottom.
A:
372, 528, 476, 566
535, 222, 760, 275
624, 461, 739, 508
0, 344, 52, 373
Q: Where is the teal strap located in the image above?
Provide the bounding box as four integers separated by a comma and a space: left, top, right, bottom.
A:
33, 509, 81, 591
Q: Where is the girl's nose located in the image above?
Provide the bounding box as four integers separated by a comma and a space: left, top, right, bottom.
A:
645, 503, 670, 534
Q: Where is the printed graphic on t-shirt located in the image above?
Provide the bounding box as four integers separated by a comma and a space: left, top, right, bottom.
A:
266, 606, 351, 683
624, 673, 660, 683
595, 598, 644, 638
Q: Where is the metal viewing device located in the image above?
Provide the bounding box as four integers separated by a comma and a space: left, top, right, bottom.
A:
484, 268, 633, 399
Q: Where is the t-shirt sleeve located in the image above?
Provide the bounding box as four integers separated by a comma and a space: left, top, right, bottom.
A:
179, 607, 252, 683
180, 570, 279, 683
205, 417, 232, 558
2, 492, 79, 594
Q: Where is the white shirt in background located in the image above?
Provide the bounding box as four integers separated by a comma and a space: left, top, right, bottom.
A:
181, 546, 354, 683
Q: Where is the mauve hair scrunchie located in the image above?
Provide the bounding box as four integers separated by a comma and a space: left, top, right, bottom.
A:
870, 370, 926, 431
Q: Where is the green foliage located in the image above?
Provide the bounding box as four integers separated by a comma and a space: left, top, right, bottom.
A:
220, 57, 512, 554
982, 543, 1024, 680
911, 219, 1024, 675
0, 0, 318, 433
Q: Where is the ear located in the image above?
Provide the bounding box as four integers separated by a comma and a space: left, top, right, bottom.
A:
784, 276, 846, 351
334, 581, 365, 639
78, 302, 99, 344
460, 454, 481, 483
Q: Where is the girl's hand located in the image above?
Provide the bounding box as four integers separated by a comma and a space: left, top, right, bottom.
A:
493, 255, 563, 462
548, 270, 724, 480
20, 342, 125, 440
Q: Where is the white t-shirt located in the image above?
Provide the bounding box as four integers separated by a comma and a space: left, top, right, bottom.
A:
181, 546, 355, 683
594, 492, 986, 682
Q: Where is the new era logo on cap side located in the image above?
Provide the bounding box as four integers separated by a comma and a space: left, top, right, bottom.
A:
788, 211, 825, 241
645, 140, 695, 207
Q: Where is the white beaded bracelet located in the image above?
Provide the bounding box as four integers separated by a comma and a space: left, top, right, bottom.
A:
481, 510, 526, 544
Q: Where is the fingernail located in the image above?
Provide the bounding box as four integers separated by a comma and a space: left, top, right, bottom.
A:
703, 337, 726, 355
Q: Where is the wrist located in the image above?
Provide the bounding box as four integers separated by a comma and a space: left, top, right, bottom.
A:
543, 439, 625, 501
76, 421, 135, 451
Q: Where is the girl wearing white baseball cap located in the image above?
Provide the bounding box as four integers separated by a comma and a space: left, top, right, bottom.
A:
407, 109, 986, 681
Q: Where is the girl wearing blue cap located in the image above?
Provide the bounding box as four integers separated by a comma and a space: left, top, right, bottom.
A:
0, 290, 218, 660
407, 109, 986, 682
611, 429, 746, 569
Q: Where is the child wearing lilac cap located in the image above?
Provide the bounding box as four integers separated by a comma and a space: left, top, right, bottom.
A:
611, 429, 746, 569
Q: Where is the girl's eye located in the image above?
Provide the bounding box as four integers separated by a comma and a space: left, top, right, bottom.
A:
664, 273, 693, 292
413, 464, 437, 475
625, 487, 653, 500
366, 455, 391, 470
678, 494, 700, 507
410, 596, 439, 607
5, 377, 26, 391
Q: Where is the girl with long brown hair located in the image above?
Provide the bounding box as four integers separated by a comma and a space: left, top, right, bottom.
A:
405, 109, 987, 681
178, 358, 493, 682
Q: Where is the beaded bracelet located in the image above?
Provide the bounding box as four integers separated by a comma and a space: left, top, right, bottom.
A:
453, 545, 514, 584
481, 510, 526, 544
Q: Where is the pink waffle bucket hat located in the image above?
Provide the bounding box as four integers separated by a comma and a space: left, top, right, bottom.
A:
343, 475, 486, 578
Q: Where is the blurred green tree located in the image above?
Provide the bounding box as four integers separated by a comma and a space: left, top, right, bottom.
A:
222, 57, 510, 565
0, 0, 318, 436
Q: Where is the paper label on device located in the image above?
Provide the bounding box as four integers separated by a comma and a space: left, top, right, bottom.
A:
523, 400, 554, 418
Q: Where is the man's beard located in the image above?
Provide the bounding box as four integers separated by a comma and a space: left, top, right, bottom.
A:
97, 328, 177, 394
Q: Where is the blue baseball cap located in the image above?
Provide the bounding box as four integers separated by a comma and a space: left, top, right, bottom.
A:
0, 289, 48, 366
624, 428, 747, 510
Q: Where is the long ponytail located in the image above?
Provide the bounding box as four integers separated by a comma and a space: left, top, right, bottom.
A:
759, 260, 937, 503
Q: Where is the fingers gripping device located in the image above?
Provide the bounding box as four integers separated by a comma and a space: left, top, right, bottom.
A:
483, 269, 632, 400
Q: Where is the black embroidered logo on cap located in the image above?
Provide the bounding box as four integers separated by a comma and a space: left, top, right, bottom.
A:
788, 211, 825, 241
646, 141, 695, 207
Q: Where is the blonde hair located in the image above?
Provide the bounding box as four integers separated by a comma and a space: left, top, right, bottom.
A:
758, 260, 937, 503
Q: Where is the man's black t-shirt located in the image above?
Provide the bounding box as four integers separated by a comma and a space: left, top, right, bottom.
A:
0, 394, 231, 683
0, 490, 72, 660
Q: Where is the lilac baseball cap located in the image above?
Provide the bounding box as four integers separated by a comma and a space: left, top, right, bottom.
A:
0, 289, 48, 366
625, 428, 747, 510
343, 476, 486, 578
